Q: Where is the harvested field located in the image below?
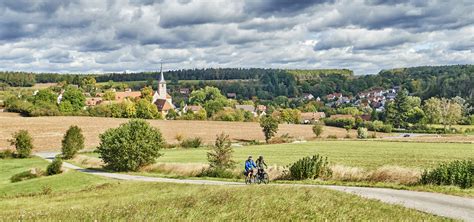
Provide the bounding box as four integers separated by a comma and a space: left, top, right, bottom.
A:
0, 113, 355, 151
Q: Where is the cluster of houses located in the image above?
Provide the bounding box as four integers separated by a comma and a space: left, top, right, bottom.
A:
323, 86, 401, 112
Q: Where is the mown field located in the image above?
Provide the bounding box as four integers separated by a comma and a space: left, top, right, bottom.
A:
0, 113, 357, 151
0, 158, 447, 221
81, 140, 473, 169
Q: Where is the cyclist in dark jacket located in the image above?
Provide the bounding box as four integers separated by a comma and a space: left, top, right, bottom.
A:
256, 156, 267, 175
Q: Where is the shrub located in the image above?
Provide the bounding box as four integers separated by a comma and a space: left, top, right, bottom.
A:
269, 133, 294, 144
260, 115, 279, 143
199, 168, 235, 179
9, 130, 33, 158
0, 149, 14, 159
357, 127, 368, 139
289, 155, 332, 180
180, 137, 203, 148
10, 168, 44, 182
324, 118, 355, 129
207, 133, 235, 170
47, 157, 63, 175
420, 160, 473, 189
61, 125, 85, 159
97, 119, 164, 171
312, 123, 324, 138
327, 135, 338, 139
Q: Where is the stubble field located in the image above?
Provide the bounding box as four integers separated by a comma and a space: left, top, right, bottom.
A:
0, 113, 355, 151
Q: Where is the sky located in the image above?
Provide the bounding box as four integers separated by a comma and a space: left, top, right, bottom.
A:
0, 0, 473, 74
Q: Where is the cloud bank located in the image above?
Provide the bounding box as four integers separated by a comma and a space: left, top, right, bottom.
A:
0, 0, 472, 74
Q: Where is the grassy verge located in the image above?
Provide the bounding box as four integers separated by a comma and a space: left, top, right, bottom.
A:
0, 157, 110, 197
0, 181, 450, 221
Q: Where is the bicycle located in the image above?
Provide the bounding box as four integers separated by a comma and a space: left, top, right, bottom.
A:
244, 170, 256, 184
256, 169, 269, 184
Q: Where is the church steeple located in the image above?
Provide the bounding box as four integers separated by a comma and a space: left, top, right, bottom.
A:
159, 62, 165, 83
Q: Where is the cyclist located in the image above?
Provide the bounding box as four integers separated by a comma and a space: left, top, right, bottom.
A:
244, 156, 257, 179
256, 155, 268, 176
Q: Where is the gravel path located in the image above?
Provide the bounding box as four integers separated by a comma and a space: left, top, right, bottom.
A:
36, 152, 474, 221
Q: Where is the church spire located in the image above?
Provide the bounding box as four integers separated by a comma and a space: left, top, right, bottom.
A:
159, 62, 165, 83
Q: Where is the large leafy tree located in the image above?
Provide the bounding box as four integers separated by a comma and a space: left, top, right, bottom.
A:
62, 86, 85, 111
9, 130, 33, 158
61, 125, 85, 159
386, 89, 411, 128
97, 119, 164, 171
136, 99, 160, 119
189, 86, 228, 118
260, 115, 279, 143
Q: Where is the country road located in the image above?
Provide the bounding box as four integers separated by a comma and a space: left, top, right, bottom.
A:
36, 152, 474, 221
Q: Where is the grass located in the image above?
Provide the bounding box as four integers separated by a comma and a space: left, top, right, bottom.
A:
78, 140, 474, 197
0, 181, 449, 221
0, 157, 110, 197
144, 141, 474, 169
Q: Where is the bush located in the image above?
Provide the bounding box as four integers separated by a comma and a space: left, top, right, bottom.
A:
288, 154, 332, 180
61, 125, 85, 159
180, 137, 203, 148
10, 168, 44, 182
269, 133, 294, 144
97, 119, 164, 171
199, 168, 235, 179
420, 160, 473, 189
207, 133, 235, 170
9, 130, 33, 158
0, 149, 14, 159
327, 135, 338, 139
312, 123, 324, 138
324, 118, 355, 129
260, 115, 279, 143
357, 127, 368, 139
47, 157, 63, 175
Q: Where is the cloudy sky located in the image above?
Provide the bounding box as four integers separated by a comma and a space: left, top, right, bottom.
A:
0, 0, 473, 74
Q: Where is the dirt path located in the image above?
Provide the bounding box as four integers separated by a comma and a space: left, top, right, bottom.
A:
36, 152, 474, 221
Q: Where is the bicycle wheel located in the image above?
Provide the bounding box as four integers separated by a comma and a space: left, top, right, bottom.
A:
262, 173, 269, 184
245, 176, 251, 184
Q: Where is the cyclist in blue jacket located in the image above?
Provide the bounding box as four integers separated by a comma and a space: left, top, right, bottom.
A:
244, 156, 257, 179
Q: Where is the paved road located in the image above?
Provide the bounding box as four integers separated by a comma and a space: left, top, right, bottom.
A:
36, 152, 474, 221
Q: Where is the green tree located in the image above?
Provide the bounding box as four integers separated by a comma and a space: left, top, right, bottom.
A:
33, 89, 56, 105
9, 130, 33, 158
189, 86, 228, 117
140, 86, 154, 102
61, 125, 85, 159
123, 100, 137, 118
103, 90, 116, 101
136, 99, 160, 119
386, 89, 411, 128
260, 115, 279, 143
312, 123, 324, 138
423, 98, 442, 124
97, 119, 164, 171
62, 87, 85, 111
47, 157, 63, 175
166, 109, 178, 120
439, 98, 463, 129
207, 133, 235, 170
280, 108, 301, 124
80, 76, 96, 93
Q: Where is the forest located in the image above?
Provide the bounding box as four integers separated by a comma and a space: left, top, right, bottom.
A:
0, 65, 472, 103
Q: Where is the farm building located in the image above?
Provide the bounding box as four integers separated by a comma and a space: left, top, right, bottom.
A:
301, 112, 326, 124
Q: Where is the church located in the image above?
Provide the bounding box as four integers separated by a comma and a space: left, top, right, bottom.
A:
152, 63, 175, 115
